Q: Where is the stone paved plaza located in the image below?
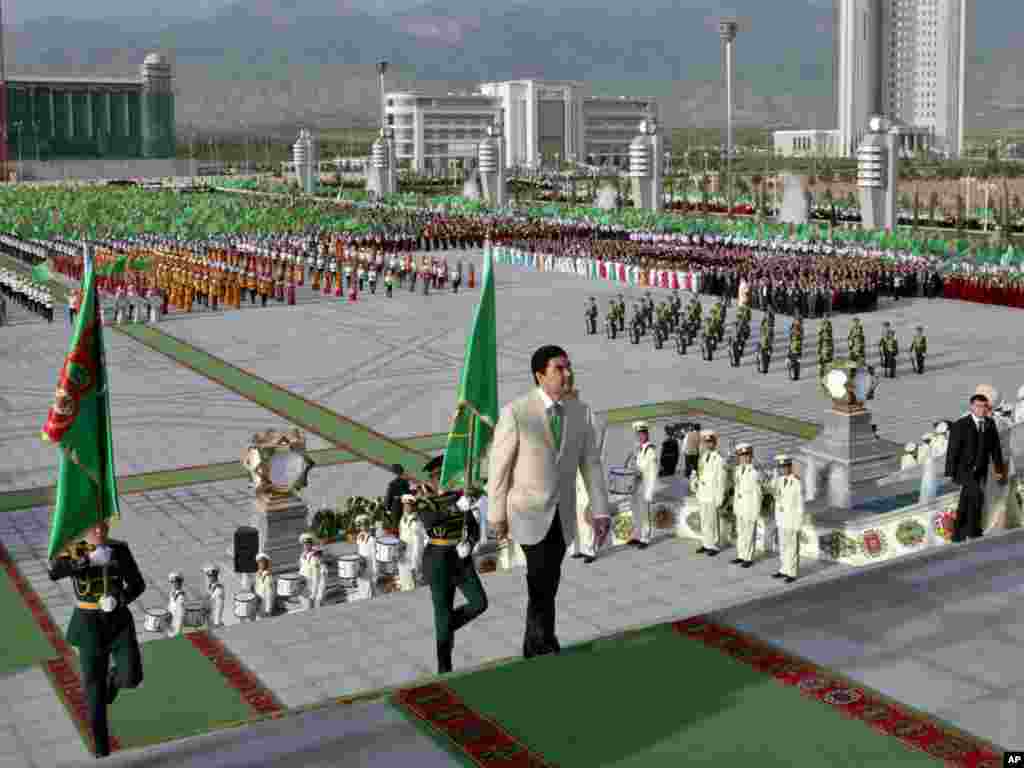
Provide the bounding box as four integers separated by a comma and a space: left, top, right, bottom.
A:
2, 243, 1024, 766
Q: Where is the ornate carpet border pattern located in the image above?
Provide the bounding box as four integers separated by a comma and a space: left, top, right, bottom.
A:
185, 631, 285, 719
393, 682, 557, 768
672, 616, 1004, 768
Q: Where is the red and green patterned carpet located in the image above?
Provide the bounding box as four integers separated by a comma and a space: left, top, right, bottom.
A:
393, 619, 1003, 768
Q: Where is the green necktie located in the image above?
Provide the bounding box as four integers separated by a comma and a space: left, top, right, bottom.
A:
549, 404, 562, 450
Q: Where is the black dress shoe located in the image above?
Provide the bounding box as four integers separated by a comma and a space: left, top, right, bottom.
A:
730, 558, 744, 564
635, 541, 648, 550
741, 561, 754, 568
695, 547, 708, 554
583, 556, 595, 564
784, 576, 796, 584
705, 549, 720, 556
772, 572, 784, 579
570, 553, 585, 559
627, 539, 642, 548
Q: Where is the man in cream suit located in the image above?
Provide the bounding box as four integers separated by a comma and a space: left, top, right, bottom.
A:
488, 345, 611, 658
773, 456, 804, 583
694, 430, 727, 556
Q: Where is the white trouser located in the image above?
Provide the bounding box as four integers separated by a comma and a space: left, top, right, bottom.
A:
735, 516, 758, 562
631, 496, 652, 543
778, 527, 801, 578
397, 560, 417, 591
699, 501, 720, 550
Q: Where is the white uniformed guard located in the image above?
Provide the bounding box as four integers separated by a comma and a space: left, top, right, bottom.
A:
398, 495, 426, 591
1015, 385, 1024, 425
202, 564, 225, 628
629, 421, 658, 548
695, 430, 726, 555
298, 533, 317, 582
254, 553, 275, 617
772, 456, 804, 583
167, 572, 185, 637
570, 401, 609, 563
917, 434, 934, 464
931, 421, 950, 456
731, 444, 762, 567
305, 548, 327, 609
901, 442, 918, 469
354, 514, 376, 599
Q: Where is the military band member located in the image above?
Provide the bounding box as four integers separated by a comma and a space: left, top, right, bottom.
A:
683, 425, 701, 478
202, 564, 225, 628
354, 514, 376, 600
416, 454, 487, 674
385, 270, 394, 298
254, 553, 275, 617
901, 442, 919, 470
731, 444, 762, 567
299, 532, 317, 582
47, 521, 145, 758
616, 294, 626, 332
817, 316, 834, 378
772, 456, 804, 583
306, 548, 327, 609
629, 421, 658, 548
167, 572, 186, 637
369, 266, 378, 294
694, 430, 726, 555
399, 497, 426, 590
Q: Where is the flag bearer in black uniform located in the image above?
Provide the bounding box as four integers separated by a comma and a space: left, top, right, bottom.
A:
47, 520, 145, 758
412, 454, 488, 675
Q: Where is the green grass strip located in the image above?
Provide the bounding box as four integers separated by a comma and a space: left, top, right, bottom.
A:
107, 635, 255, 750
0, 569, 59, 677
115, 324, 433, 476
0, 400, 817, 513
437, 623, 939, 768
690, 397, 821, 440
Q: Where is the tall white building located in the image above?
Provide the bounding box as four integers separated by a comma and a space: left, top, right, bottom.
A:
385, 80, 656, 172
880, 0, 971, 158
832, 0, 971, 159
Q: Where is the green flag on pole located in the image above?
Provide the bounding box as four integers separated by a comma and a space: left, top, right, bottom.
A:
41, 246, 120, 559
439, 248, 498, 490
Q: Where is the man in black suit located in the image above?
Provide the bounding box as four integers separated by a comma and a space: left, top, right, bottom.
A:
944, 393, 1007, 542
384, 464, 411, 524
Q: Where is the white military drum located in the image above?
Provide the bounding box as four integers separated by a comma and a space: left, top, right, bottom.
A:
375, 536, 401, 577
183, 601, 208, 628
608, 466, 636, 496
337, 554, 363, 579
144, 608, 170, 633
277, 573, 305, 598
233, 591, 259, 619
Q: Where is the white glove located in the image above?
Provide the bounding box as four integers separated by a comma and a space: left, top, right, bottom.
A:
400, 494, 416, 504
644, 493, 654, 503
89, 545, 112, 566
456, 496, 472, 512
99, 594, 117, 612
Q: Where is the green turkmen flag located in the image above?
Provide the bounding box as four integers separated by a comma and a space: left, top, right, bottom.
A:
439, 248, 498, 490
41, 246, 120, 559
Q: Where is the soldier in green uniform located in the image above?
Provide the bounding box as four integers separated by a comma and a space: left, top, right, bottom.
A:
670, 290, 682, 329
616, 294, 626, 332
642, 291, 655, 327
910, 325, 927, 374
848, 317, 866, 365
880, 323, 899, 378
584, 297, 598, 335
817, 316, 834, 378
788, 320, 803, 380
47, 520, 145, 758
686, 296, 702, 341
605, 299, 619, 338
414, 454, 487, 675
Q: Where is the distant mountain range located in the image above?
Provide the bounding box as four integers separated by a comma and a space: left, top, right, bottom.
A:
5, 0, 1024, 135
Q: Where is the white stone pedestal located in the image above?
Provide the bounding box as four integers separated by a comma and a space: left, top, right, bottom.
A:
251, 493, 309, 574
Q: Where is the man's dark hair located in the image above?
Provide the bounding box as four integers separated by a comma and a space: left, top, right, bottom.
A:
970, 394, 988, 405
530, 345, 569, 384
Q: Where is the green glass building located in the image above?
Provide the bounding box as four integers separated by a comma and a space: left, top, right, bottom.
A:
4, 52, 175, 162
